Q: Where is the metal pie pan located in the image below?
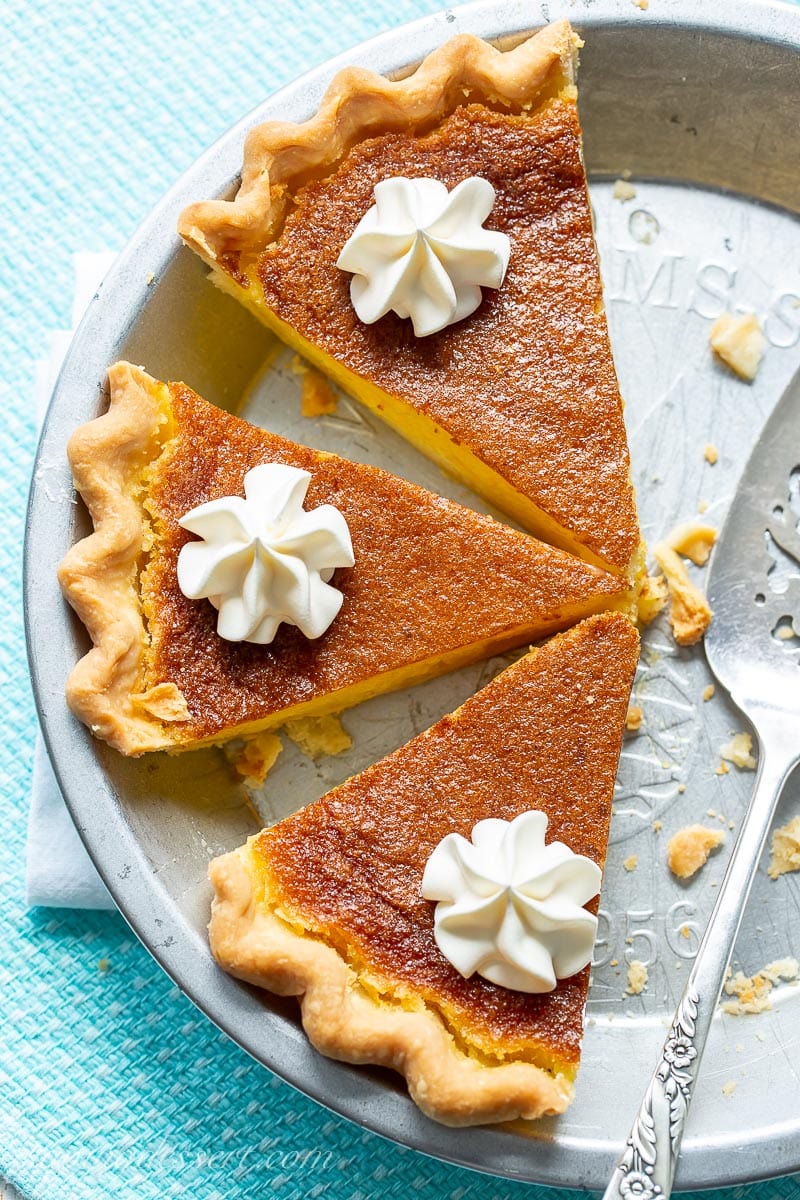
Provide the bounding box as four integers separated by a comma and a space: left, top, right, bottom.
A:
25, 0, 800, 1190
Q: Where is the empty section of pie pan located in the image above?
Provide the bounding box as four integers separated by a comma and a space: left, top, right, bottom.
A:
24, 0, 800, 1190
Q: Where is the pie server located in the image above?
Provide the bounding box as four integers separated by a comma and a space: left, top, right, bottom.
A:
604, 367, 800, 1200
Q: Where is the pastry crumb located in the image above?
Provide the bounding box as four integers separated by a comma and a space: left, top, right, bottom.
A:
292, 358, 338, 417
703, 443, 719, 465
680, 924, 690, 939
130, 682, 191, 723
715, 760, 730, 776
625, 705, 643, 732
284, 713, 352, 759
97, 958, 110, 973
677, 783, 686, 794
768, 817, 800, 879
698, 499, 709, 514
720, 732, 757, 770
637, 573, 669, 624
626, 960, 648, 995
229, 731, 283, 786
652, 542, 713, 645
710, 312, 766, 381
145, 272, 155, 286
613, 179, 637, 202
653, 820, 663, 833
631, 0, 649, 9
721, 1081, 737, 1097
762, 958, 799, 985
721, 959, 798, 1015
666, 520, 718, 566
623, 855, 638, 872
702, 684, 715, 701
610, 958, 619, 967
667, 825, 725, 879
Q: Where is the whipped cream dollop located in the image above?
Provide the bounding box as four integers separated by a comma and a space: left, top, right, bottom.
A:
177, 463, 354, 644
421, 811, 601, 993
336, 176, 510, 337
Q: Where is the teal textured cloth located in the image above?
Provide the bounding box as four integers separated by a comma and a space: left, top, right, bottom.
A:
3, 1, 800, 1197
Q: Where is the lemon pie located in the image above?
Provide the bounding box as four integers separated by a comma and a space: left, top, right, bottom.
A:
209, 611, 639, 1125
59, 362, 630, 755
179, 20, 643, 584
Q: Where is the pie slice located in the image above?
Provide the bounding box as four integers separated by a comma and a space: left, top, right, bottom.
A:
209, 610, 639, 1126
59, 362, 630, 756
178, 20, 643, 584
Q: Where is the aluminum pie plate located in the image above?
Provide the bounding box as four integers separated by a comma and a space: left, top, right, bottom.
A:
25, 0, 800, 1190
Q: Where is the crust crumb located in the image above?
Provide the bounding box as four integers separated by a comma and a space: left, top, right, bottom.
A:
623, 854, 638, 872
720, 732, 757, 771
698, 499, 709, 514
768, 816, 800, 880
667, 825, 725, 879
665, 520, 717, 566
631, 0, 649, 9
626, 960, 648, 995
710, 312, 766, 381
230, 731, 283, 786
653, 820, 662, 833
637, 573, 668, 624
625, 705, 643, 732
721, 958, 798, 1015
703, 443, 719, 465
284, 713, 352, 759
702, 684, 715, 701
613, 179, 637, 202
652, 543, 713, 645
715, 760, 730, 776
130, 683, 190, 723
292, 357, 338, 417
721, 1081, 737, 1097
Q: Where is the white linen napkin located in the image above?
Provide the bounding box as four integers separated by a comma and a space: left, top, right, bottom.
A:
26, 251, 118, 910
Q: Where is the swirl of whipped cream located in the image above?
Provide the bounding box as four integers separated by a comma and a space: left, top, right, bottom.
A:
336, 175, 510, 337
421, 810, 601, 993
176, 463, 354, 644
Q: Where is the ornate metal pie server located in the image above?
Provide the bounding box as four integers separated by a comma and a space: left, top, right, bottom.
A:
604, 368, 800, 1200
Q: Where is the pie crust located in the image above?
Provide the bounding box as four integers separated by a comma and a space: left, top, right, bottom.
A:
179, 20, 580, 263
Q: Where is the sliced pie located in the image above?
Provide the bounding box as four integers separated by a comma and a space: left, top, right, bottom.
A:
178, 20, 643, 584
59, 362, 630, 756
209, 610, 639, 1126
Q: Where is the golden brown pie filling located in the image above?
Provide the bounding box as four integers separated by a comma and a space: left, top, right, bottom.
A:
255, 101, 637, 571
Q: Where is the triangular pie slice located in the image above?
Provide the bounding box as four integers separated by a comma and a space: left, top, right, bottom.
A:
59, 363, 630, 756
209, 611, 639, 1126
179, 20, 643, 585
